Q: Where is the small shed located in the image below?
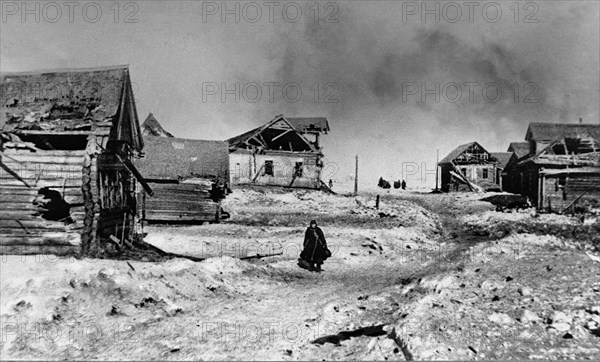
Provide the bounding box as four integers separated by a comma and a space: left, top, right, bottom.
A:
134, 135, 230, 223
0, 65, 144, 256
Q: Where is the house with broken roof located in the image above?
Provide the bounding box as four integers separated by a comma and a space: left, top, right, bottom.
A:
510, 122, 600, 212
438, 142, 505, 192
227, 115, 330, 189
0, 65, 147, 256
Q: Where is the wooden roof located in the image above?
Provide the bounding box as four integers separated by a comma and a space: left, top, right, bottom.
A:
439, 142, 495, 165
507, 142, 530, 159
227, 115, 319, 153
526, 123, 600, 142
490, 152, 515, 169
134, 135, 229, 181
1, 65, 143, 151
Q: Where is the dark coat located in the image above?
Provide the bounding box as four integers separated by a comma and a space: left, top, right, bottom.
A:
300, 226, 328, 264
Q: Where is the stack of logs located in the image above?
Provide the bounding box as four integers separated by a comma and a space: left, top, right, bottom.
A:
140, 179, 223, 222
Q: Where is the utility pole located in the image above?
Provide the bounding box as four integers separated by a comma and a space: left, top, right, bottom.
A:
354, 154, 358, 196
435, 149, 439, 191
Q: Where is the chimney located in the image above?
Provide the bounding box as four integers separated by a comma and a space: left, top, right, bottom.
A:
579, 117, 583, 124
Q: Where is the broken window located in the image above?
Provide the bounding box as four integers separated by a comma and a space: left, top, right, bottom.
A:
264, 160, 274, 176
482, 169, 488, 179
33, 187, 73, 223
461, 168, 467, 177
295, 162, 303, 177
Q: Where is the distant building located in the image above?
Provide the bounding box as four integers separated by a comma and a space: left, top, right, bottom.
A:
141, 113, 174, 138
510, 122, 600, 212
490, 152, 518, 192
227, 115, 330, 189
438, 142, 504, 192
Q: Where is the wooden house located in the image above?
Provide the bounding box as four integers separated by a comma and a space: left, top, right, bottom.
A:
438, 142, 503, 192
134, 135, 230, 223
228, 115, 330, 189
0, 65, 145, 256
511, 122, 600, 212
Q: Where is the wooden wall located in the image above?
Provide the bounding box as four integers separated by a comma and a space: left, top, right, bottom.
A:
139, 179, 220, 222
440, 164, 498, 192
94, 152, 136, 252
541, 172, 600, 212
230, 151, 321, 189
0, 149, 88, 255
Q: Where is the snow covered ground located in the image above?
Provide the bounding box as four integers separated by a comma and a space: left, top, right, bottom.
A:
1, 187, 599, 360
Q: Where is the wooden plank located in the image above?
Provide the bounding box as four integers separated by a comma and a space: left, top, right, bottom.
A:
145, 205, 218, 213
0, 162, 84, 174
0, 228, 82, 236
0, 173, 82, 183
0, 233, 81, 246
0, 194, 84, 204
0, 155, 85, 165
144, 213, 217, 221
0, 186, 82, 195
146, 198, 215, 206
3, 149, 86, 157
0, 219, 84, 231
145, 207, 217, 215
149, 186, 211, 193
0, 244, 80, 256
145, 210, 217, 218
0, 179, 83, 187
0, 208, 85, 220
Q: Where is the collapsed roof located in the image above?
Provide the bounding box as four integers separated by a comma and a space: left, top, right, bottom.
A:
286, 117, 330, 134
1, 65, 143, 151
439, 142, 497, 165
228, 115, 325, 153
519, 122, 600, 166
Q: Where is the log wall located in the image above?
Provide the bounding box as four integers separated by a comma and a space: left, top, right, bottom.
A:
140, 180, 220, 222
541, 172, 600, 212
94, 152, 136, 253
0, 149, 88, 255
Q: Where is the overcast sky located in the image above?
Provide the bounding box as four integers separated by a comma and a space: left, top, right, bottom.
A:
2, 1, 599, 187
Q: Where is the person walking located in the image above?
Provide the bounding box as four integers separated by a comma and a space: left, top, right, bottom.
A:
300, 220, 329, 272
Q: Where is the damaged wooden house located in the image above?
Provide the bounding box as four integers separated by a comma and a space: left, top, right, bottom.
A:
0, 65, 146, 256
438, 142, 505, 192
227, 115, 330, 189
134, 115, 230, 223
510, 122, 600, 212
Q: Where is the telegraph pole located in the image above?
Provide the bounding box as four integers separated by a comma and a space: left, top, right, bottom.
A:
354, 154, 358, 196
435, 149, 439, 191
